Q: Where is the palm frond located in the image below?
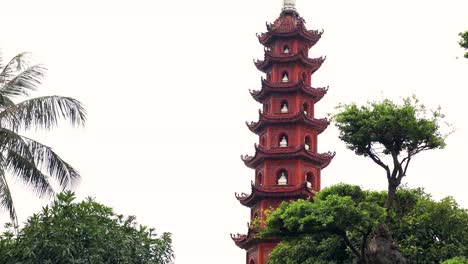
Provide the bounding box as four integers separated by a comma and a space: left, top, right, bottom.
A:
0, 127, 77, 192
27, 139, 80, 190
0, 95, 19, 131
0, 96, 86, 130
0, 52, 31, 85
0, 128, 53, 197
0, 128, 34, 161
0, 64, 45, 98
5, 150, 54, 198
0, 93, 15, 108
0, 162, 18, 224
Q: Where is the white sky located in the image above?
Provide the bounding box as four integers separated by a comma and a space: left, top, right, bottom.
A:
1, 0, 468, 263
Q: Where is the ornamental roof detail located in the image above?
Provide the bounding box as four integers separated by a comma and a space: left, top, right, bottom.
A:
257, 14, 323, 47
235, 182, 315, 207
241, 146, 335, 169
246, 110, 329, 134
254, 49, 325, 73
230, 230, 279, 249
249, 79, 328, 103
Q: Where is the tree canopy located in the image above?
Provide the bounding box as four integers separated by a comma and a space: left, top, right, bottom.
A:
333, 97, 448, 210
459, 31, 468, 58
0, 192, 174, 264
260, 184, 468, 264
0, 52, 86, 224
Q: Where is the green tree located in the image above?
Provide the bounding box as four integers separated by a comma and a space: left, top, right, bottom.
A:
0, 52, 86, 224
459, 31, 468, 58
333, 97, 447, 210
260, 184, 468, 264
0, 192, 174, 264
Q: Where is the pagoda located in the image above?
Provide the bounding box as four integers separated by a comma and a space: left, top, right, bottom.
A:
231, 1, 335, 263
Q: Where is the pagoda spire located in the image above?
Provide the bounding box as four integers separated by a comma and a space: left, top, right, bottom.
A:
282, 0, 297, 14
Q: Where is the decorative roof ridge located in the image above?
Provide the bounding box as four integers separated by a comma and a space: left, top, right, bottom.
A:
235, 182, 314, 207
254, 145, 335, 158
245, 111, 329, 134
254, 51, 325, 73
241, 146, 336, 169
249, 79, 329, 103
231, 228, 275, 249
230, 233, 248, 243
257, 21, 323, 46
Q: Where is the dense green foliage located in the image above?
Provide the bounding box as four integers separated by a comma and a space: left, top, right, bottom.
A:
459, 31, 468, 58
333, 98, 447, 209
260, 184, 468, 264
442, 257, 468, 264
0, 192, 174, 264
0, 52, 86, 223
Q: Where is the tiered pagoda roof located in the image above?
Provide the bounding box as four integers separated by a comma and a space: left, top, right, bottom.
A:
257, 14, 323, 48
231, 230, 279, 250
241, 146, 335, 169
254, 49, 325, 72
235, 182, 315, 207
232, 1, 335, 259
246, 111, 329, 134
250, 79, 328, 103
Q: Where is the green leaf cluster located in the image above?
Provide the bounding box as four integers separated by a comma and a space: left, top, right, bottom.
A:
459, 31, 468, 58
333, 97, 446, 157
261, 184, 386, 263
261, 184, 468, 264
0, 192, 174, 264
395, 195, 468, 263
442, 257, 468, 264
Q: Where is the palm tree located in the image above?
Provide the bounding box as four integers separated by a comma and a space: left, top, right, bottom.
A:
0, 52, 86, 224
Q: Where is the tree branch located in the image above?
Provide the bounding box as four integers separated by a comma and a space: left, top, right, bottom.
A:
335, 229, 362, 261
366, 147, 391, 180
402, 154, 412, 177
390, 152, 403, 182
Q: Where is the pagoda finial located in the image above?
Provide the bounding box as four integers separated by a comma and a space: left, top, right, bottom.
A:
282, 0, 297, 13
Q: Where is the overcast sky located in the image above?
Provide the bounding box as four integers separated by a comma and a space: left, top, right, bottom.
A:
1, 0, 468, 263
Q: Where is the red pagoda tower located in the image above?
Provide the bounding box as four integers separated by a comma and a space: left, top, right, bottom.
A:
231, 1, 335, 263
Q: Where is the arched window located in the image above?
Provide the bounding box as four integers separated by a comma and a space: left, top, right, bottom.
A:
280, 100, 289, 113
306, 172, 314, 189
249, 260, 256, 264
303, 102, 310, 116
281, 71, 289, 82
277, 169, 288, 185
267, 72, 272, 81
283, 45, 290, 54
256, 173, 263, 186
302, 72, 307, 83
305, 136, 312, 150
279, 133, 288, 147
261, 135, 266, 147
264, 103, 269, 114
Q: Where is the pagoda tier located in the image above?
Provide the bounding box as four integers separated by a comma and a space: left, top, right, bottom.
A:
254, 49, 325, 73
241, 146, 335, 169
257, 15, 323, 48
250, 79, 328, 104
246, 110, 329, 134
235, 182, 315, 207
231, 231, 279, 250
